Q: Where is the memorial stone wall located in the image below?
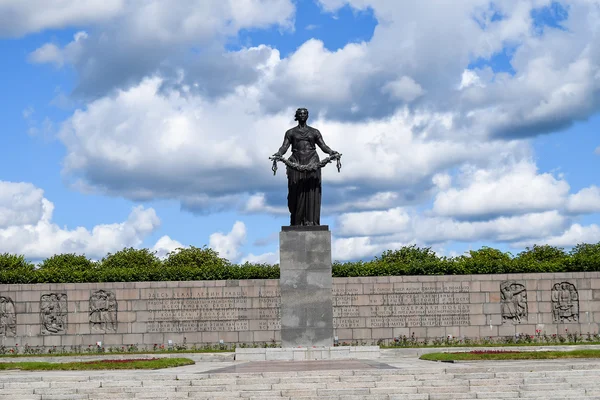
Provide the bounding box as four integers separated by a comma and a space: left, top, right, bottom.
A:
0, 280, 281, 349
1, 272, 599, 349
332, 272, 597, 341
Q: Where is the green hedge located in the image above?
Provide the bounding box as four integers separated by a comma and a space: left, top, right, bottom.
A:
1, 243, 600, 284
332, 244, 600, 277
0, 247, 279, 284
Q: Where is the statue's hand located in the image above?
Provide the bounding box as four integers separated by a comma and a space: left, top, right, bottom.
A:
269, 154, 282, 161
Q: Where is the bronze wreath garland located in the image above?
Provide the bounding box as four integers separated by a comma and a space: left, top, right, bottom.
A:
269, 153, 342, 175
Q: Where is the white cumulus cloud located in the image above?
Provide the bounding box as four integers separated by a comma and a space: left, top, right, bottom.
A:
28, 31, 88, 67
209, 221, 247, 262
381, 76, 425, 102
513, 224, 600, 248
241, 251, 279, 264
151, 235, 184, 259
432, 160, 570, 219
0, 181, 46, 228
26, 0, 295, 96
17, 0, 600, 261
244, 193, 288, 215
0, 0, 123, 37
566, 186, 600, 214
57, 74, 527, 214
0, 182, 160, 260
331, 209, 571, 260
336, 208, 411, 237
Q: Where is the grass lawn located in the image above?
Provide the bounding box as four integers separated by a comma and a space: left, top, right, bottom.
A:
0, 357, 195, 370
382, 341, 600, 349
421, 349, 600, 361
0, 349, 233, 358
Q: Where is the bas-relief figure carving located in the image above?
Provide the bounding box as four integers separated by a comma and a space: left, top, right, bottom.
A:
551, 282, 579, 322
40, 293, 67, 335
0, 296, 16, 336
500, 281, 528, 323
270, 108, 341, 226
89, 290, 117, 332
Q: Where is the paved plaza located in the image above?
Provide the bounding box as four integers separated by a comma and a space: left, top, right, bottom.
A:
1, 349, 600, 399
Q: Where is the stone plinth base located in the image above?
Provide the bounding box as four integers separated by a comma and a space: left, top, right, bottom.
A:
235, 346, 380, 361
279, 226, 334, 347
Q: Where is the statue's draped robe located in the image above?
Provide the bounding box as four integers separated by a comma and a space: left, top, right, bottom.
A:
276, 125, 334, 226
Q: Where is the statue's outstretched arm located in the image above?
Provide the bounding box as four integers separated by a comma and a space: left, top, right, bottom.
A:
274, 131, 291, 157
315, 130, 337, 155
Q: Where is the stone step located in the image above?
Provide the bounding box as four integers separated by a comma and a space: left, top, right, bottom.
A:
429, 395, 476, 400
3, 389, 600, 400
472, 393, 521, 399
4, 365, 600, 400
2, 371, 600, 381
3, 376, 600, 387
2, 364, 597, 383
518, 383, 576, 390
0, 396, 40, 400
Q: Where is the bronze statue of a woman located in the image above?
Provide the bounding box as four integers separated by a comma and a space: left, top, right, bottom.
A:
270, 108, 341, 226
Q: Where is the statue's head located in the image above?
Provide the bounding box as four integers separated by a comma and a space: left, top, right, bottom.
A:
294, 108, 309, 122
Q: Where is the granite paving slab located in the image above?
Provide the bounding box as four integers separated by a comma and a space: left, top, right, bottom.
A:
203, 359, 396, 374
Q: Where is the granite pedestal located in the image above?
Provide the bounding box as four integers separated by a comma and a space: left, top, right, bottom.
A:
279, 225, 334, 347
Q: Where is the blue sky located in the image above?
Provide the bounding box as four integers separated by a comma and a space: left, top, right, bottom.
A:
1, 0, 600, 263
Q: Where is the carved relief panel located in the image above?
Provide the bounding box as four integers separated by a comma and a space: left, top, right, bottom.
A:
89, 290, 117, 332
0, 296, 16, 336
40, 293, 68, 334
500, 281, 527, 323
551, 282, 579, 322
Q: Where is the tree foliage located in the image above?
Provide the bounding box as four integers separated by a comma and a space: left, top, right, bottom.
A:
2, 242, 600, 284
